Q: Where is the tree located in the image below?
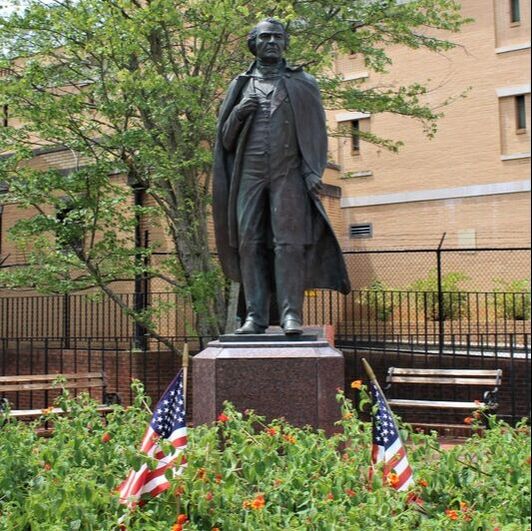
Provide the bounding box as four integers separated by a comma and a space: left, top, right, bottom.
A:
0, 0, 470, 338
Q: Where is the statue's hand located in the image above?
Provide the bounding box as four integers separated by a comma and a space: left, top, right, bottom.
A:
304, 173, 323, 195
236, 94, 259, 120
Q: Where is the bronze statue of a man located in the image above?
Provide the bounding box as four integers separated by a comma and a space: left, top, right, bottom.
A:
213, 18, 350, 335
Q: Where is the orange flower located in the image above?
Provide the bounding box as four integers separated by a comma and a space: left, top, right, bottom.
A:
350, 380, 363, 390
344, 488, 356, 497
266, 427, 277, 436
101, 432, 111, 443
473, 410, 482, 419
418, 478, 428, 488
171, 525, 183, 531
342, 412, 353, 420
41, 407, 54, 415
250, 494, 265, 510
242, 500, 252, 510
459, 501, 469, 512
212, 528, 220, 531
282, 434, 296, 444
386, 472, 400, 488
176, 514, 188, 524
445, 509, 459, 520
463, 416, 474, 425
215, 474, 223, 484
43, 463, 52, 471
217, 413, 229, 423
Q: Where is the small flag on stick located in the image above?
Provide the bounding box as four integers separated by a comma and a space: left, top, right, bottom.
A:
118, 369, 187, 508
362, 358, 414, 491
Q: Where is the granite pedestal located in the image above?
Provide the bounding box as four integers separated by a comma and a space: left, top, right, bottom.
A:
192, 327, 344, 434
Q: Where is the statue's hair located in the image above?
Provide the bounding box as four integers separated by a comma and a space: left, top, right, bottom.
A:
247, 18, 289, 56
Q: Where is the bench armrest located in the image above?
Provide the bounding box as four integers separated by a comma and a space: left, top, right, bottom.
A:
482, 388, 499, 410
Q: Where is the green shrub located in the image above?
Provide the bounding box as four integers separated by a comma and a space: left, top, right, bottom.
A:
408, 270, 469, 321
493, 279, 531, 321
0, 384, 530, 530
358, 279, 399, 322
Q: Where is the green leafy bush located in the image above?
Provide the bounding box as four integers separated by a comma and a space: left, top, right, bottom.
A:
408, 270, 469, 321
493, 279, 531, 321
358, 279, 399, 322
0, 385, 530, 530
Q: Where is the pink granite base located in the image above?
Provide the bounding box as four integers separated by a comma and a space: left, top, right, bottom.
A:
192, 328, 344, 435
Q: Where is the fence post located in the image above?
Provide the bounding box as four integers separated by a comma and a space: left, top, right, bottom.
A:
437, 233, 446, 354
62, 293, 70, 349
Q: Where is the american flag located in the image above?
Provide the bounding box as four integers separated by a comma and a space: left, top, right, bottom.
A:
118, 370, 187, 508
369, 381, 414, 491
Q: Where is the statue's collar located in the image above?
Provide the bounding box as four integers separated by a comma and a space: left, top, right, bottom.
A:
242, 59, 302, 77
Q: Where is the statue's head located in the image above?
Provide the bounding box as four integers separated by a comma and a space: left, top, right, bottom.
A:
247, 18, 289, 62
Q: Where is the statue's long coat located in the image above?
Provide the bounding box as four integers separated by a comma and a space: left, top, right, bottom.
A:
213, 64, 351, 295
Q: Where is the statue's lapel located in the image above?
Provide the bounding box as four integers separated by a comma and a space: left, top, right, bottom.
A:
270, 78, 288, 116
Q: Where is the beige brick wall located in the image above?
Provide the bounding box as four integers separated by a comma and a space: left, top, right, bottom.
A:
329, 0, 531, 249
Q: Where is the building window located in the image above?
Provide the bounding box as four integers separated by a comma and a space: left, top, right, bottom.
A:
349, 223, 372, 239
56, 204, 84, 254
510, 0, 521, 23
515, 95, 526, 131
351, 120, 360, 155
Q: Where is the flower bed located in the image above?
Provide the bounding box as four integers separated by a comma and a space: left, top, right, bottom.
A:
0, 384, 530, 530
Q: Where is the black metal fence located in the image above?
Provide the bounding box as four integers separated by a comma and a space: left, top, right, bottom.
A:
0, 248, 529, 353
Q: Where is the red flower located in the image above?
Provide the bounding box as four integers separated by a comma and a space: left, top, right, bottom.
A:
215, 474, 222, 484
197, 468, 206, 480
171, 525, 183, 531
418, 478, 428, 488
406, 492, 424, 506
266, 427, 277, 436
43, 463, 52, 471
174, 485, 185, 496
217, 413, 229, 423
344, 488, 356, 497
101, 432, 111, 443
205, 491, 214, 501
176, 514, 188, 524
386, 472, 400, 488
325, 492, 334, 501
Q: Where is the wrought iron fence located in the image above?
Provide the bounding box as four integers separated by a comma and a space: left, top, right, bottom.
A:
0, 248, 529, 352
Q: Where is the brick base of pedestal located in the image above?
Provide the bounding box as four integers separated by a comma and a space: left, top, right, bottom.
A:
192, 328, 344, 435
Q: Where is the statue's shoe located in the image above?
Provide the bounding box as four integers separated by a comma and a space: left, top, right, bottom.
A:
234, 319, 267, 334
282, 318, 303, 336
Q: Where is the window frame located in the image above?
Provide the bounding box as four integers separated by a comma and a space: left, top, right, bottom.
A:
510, 0, 521, 24
351, 119, 361, 155
515, 94, 527, 132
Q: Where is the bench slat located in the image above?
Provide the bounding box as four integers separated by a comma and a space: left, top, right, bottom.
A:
389, 368, 500, 377
388, 399, 487, 409
387, 376, 498, 386
0, 380, 104, 392
0, 372, 104, 383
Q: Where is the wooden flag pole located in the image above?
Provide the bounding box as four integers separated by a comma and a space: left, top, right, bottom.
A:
361, 357, 394, 413
182, 342, 189, 410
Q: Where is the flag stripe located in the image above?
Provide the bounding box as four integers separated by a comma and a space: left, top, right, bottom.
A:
118, 370, 188, 509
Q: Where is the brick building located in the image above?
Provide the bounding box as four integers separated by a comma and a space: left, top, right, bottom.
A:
324, 0, 530, 255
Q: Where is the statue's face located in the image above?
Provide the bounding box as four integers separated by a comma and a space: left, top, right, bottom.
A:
254, 21, 286, 62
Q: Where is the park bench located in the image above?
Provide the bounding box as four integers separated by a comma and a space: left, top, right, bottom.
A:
0, 372, 120, 419
384, 368, 502, 422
